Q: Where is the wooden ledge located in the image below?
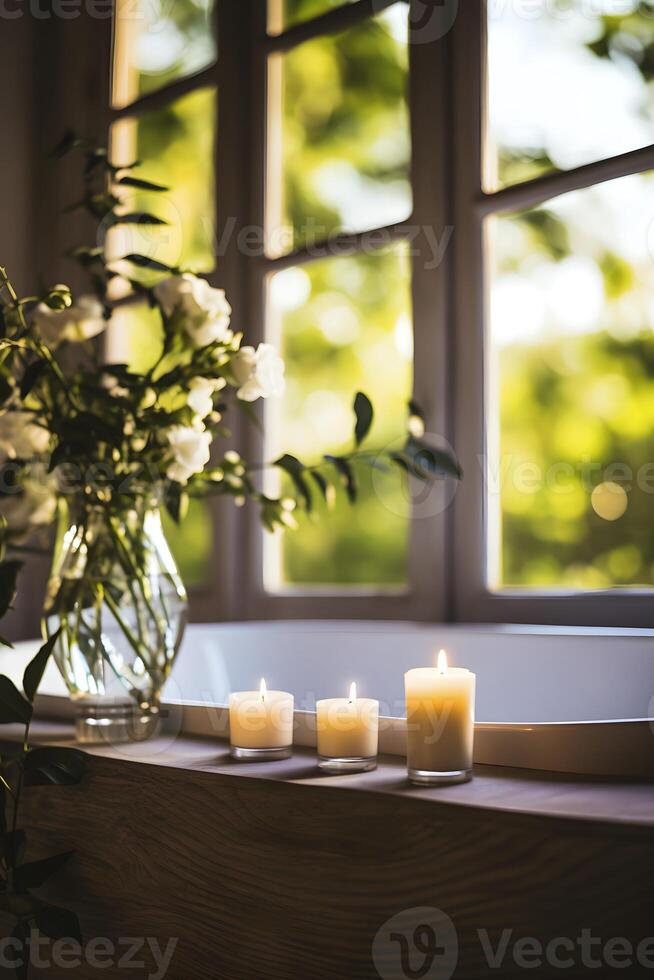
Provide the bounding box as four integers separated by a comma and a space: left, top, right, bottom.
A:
10, 721, 654, 836
3, 723, 654, 978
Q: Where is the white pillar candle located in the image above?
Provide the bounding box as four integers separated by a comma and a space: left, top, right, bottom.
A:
316, 683, 379, 772
405, 650, 476, 785
229, 679, 294, 760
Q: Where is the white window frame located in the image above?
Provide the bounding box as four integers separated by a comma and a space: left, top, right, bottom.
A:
237, 0, 453, 621
452, 0, 654, 628
53, 0, 654, 628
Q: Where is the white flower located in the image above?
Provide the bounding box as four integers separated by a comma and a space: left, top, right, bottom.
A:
0, 412, 50, 459
33, 295, 106, 347
166, 425, 212, 484
232, 343, 285, 402
154, 274, 232, 349
186, 377, 225, 419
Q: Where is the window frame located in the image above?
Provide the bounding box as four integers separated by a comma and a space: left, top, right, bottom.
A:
88, 0, 654, 628
234, 0, 455, 621
452, 0, 654, 627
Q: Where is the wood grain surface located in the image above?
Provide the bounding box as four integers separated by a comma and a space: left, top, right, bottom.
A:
1, 726, 653, 979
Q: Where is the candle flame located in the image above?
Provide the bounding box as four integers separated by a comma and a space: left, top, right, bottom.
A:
259, 678, 267, 702
437, 649, 448, 674
349, 681, 357, 703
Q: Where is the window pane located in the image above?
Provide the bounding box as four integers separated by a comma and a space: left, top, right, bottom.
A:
489, 171, 654, 590
269, 0, 357, 33
107, 303, 163, 375
269, 4, 412, 255
486, 1, 654, 190
110, 88, 216, 276
162, 500, 213, 588
106, 305, 213, 589
113, 0, 216, 108
265, 244, 413, 588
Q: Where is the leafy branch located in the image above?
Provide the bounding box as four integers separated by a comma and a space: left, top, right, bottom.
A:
255, 392, 462, 531
0, 554, 85, 977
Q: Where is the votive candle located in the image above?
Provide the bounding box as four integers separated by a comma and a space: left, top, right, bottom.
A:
405, 650, 476, 785
229, 679, 294, 761
316, 682, 379, 773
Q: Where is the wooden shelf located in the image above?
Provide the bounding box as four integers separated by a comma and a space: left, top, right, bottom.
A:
3, 722, 653, 978
18, 721, 654, 833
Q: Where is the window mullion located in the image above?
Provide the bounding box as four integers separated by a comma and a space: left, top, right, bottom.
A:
259, 221, 413, 272
405, 3, 454, 621
479, 142, 654, 217
111, 64, 218, 122
264, 0, 400, 53
451, 0, 487, 624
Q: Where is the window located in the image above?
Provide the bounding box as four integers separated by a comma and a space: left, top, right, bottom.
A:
264, 4, 414, 590
454, 0, 654, 626
100, 0, 654, 626
247, 0, 451, 619
108, 0, 219, 606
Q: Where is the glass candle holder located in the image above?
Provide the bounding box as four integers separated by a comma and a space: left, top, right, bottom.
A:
316, 684, 379, 774
229, 680, 294, 761
405, 651, 476, 786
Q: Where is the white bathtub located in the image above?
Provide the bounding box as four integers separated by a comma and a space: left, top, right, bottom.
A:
8, 620, 654, 778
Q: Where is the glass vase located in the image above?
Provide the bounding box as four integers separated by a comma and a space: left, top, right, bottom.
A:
43, 496, 188, 744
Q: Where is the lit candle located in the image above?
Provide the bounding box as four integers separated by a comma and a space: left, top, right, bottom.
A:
229, 679, 294, 761
405, 650, 476, 785
316, 682, 379, 773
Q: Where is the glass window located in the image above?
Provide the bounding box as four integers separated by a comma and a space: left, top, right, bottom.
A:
162, 501, 213, 587
113, 0, 216, 108
268, 4, 412, 256
265, 244, 413, 588
488, 171, 654, 589
106, 305, 213, 588
106, 303, 163, 375
110, 88, 217, 276
486, 0, 654, 190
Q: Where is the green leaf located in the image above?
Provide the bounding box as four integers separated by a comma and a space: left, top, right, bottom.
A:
325, 455, 357, 503
35, 905, 82, 944
15, 851, 74, 891
310, 471, 330, 502
389, 452, 415, 476
404, 436, 462, 480
0, 677, 32, 725
121, 253, 177, 273
20, 360, 46, 400
23, 747, 85, 787
108, 212, 168, 227
408, 399, 425, 422
23, 630, 60, 703
353, 392, 373, 447
68, 245, 104, 267
164, 485, 189, 524
0, 560, 22, 619
49, 130, 80, 159
118, 175, 169, 192
274, 454, 312, 512
84, 147, 107, 175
